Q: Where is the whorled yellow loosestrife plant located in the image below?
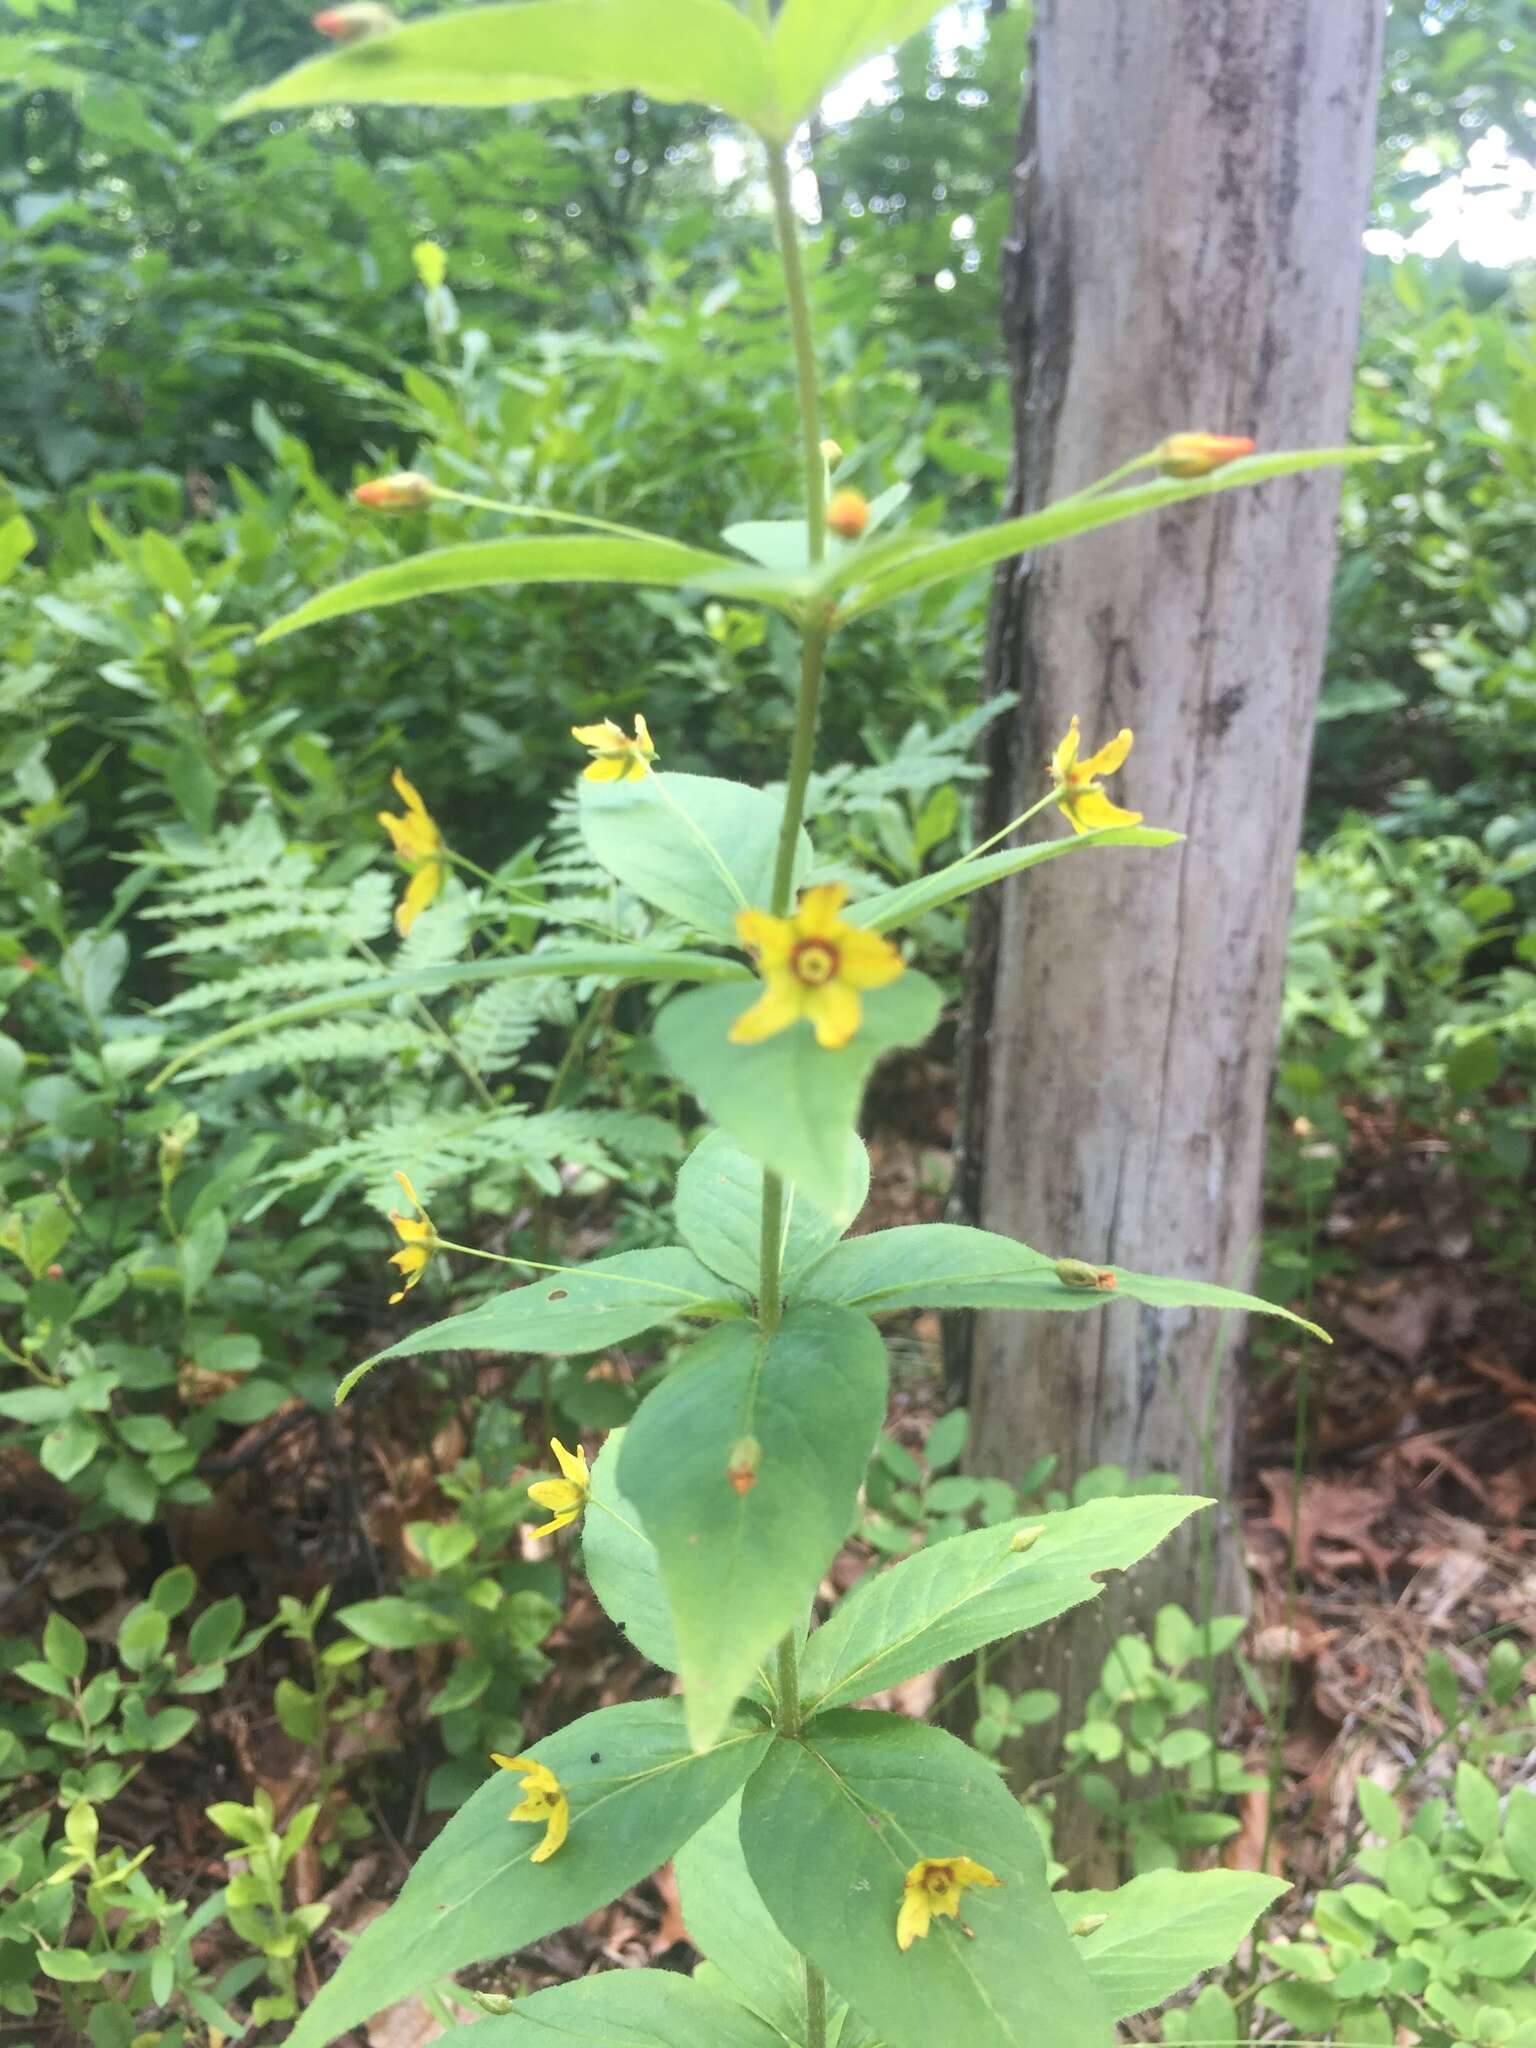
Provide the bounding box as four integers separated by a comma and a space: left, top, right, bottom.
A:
208, 5, 1416, 2045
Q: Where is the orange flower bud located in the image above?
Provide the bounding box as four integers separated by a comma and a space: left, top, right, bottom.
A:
827, 487, 869, 540
1156, 432, 1256, 479
313, 2, 398, 36
1054, 1258, 1116, 1291
17, 955, 36, 973
354, 470, 435, 511
726, 1436, 762, 1496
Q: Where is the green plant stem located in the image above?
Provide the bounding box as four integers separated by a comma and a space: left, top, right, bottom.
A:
761, 127, 831, 2048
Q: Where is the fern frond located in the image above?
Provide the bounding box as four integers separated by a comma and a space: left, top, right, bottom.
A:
181, 1016, 432, 1080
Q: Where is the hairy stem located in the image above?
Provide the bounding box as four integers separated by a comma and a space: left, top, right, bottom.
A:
761, 128, 831, 2048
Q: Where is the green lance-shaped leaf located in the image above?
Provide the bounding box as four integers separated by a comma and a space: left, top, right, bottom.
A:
740, 1712, 1115, 2048
848, 825, 1183, 933
770, 0, 958, 133
580, 773, 811, 945
581, 1430, 678, 1673
254, 534, 800, 647
675, 1127, 869, 1295
1055, 1870, 1289, 2018
433, 1969, 789, 2048
618, 1304, 888, 1751
226, 0, 782, 136
798, 1495, 1209, 1715
798, 1222, 1330, 1340
150, 945, 744, 1092
337, 1248, 746, 1403
676, 1795, 877, 2048
826, 444, 1425, 624
286, 1699, 770, 2048
654, 974, 942, 1216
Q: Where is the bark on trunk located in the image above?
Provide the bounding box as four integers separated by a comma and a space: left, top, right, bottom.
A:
951, 0, 1382, 1875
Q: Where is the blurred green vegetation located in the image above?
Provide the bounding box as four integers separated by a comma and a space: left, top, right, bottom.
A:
2, 0, 1533, 2037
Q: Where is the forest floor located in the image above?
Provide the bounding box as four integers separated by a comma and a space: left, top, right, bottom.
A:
8, 1073, 1533, 2046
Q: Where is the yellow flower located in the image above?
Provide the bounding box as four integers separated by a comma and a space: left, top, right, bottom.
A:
1048, 716, 1143, 835
377, 767, 447, 935
526, 1438, 590, 1539
386, 1171, 437, 1305
731, 884, 904, 1052
490, 1754, 569, 1862
896, 1856, 1003, 1951
571, 714, 656, 783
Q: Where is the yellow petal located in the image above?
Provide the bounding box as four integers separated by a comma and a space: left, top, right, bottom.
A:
896, 1889, 931, 1951
551, 1438, 588, 1487
527, 1477, 582, 1513
531, 1795, 569, 1862
490, 1753, 522, 1772
951, 1858, 1003, 1890
1067, 788, 1143, 833
633, 712, 654, 755
394, 1169, 423, 1213
529, 1511, 579, 1539
836, 926, 905, 991
396, 860, 442, 936
391, 766, 428, 817
736, 909, 794, 970
804, 980, 862, 1051
570, 720, 621, 748
794, 883, 850, 938
582, 756, 626, 782
1050, 716, 1082, 780
1077, 727, 1133, 779
729, 975, 806, 1045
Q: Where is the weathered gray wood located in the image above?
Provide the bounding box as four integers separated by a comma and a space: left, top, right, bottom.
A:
952, 0, 1382, 1873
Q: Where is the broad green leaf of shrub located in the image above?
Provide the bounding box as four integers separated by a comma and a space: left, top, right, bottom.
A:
227, 0, 781, 135
799, 1222, 1330, 1340
849, 826, 1183, 932
827, 445, 1424, 623
740, 1712, 1114, 2048
254, 535, 798, 647
675, 1128, 869, 1293
1058, 1869, 1289, 2017
285, 1700, 770, 2048
433, 1968, 787, 2048
654, 974, 941, 1215
580, 773, 810, 943
676, 1795, 876, 2048
582, 1430, 678, 1672
619, 1304, 887, 1750
798, 1496, 1208, 1714
337, 1248, 746, 1402
771, 0, 956, 133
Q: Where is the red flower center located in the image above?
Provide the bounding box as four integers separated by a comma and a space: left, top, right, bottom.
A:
791, 938, 839, 988
923, 1865, 955, 1895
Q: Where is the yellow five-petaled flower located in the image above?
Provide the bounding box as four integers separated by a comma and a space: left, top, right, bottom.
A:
386, 1171, 437, 1304
491, 1754, 569, 1862
896, 1855, 1004, 1951
526, 1438, 590, 1539
1047, 717, 1143, 836
731, 884, 904, 1052
571, 714, 656, 783
377, 767, 447, 935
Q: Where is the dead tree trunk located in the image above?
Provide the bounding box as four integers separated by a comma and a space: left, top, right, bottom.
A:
951, 1, 1382, 1873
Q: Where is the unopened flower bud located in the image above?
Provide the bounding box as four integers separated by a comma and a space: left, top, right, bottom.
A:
1070, 1913, 1109, 1937
313, 2, 398, 38
354, 470, 435, 511
1009, 1525, 1044, 1554
1155, 432, 1256, 479
827, 487, 869, 540
413, 240, 447, 291
819, 438, 844, 464
1054, 1258, 1116, 1291
726, 1436, 762, 1496
17, 954, 36, 973
46, 1263, 64, 1280
472, 1994, 515, 2015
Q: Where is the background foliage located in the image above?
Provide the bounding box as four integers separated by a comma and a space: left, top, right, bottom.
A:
2, 0, 1533, 2039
